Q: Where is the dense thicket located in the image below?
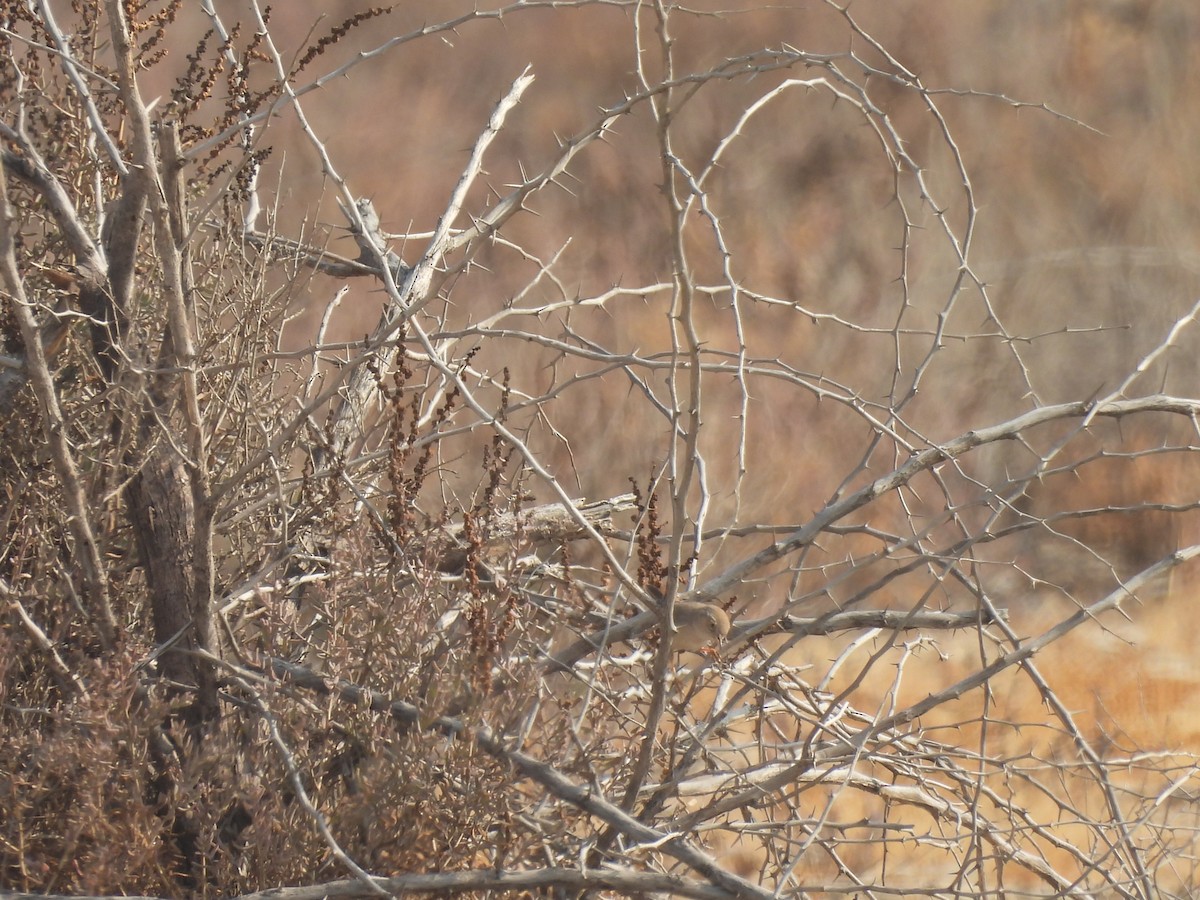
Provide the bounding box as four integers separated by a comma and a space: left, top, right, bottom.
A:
4, 3, 1200, 898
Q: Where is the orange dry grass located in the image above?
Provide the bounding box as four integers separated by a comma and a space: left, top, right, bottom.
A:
693, 583, 1200, 893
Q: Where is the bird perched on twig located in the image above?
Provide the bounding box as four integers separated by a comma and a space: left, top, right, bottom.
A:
669, 602, 731, 655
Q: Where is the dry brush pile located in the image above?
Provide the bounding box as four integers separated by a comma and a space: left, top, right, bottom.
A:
3, 2, 1200, 898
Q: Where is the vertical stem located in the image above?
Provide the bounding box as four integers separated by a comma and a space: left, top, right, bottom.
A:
0, 160, 118, 651
106, 0, 218, 719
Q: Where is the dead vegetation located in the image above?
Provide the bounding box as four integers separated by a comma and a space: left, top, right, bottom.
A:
3, 2, 1200, 898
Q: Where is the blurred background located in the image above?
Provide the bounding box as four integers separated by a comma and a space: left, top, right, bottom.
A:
176, 1, 1200, 738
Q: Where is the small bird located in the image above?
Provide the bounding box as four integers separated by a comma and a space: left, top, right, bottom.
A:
670, 602, 732, 655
